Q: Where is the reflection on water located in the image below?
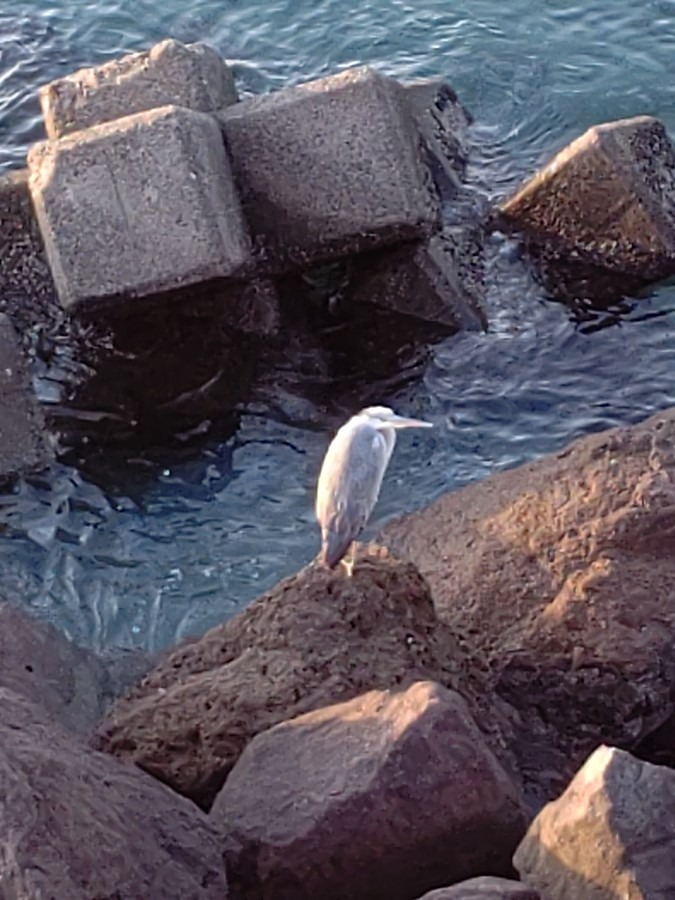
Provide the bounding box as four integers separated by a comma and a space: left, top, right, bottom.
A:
1, 0, 675, 650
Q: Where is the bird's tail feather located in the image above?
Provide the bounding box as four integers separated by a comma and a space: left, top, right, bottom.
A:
320, 529, 352, 569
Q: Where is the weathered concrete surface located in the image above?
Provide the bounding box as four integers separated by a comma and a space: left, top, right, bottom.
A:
499, 116, 675, 284
401, 79, 472, 199
0, 169, 58, 326
96, 547, 518, 811
220, 66, 440, 274
40, 38, 238, 139
348, 226, 486, 330
416, 877, 540, 900
212, 681, 526, 900
514, 745, 675, 900
0, 599, 110, 735
0, 314, 50, 483
0, 687, 228, 900
28, 104, 251, 309
382, 407, 675, 806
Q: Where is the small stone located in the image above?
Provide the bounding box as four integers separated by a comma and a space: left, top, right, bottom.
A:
220, 66, 440, 274
0, 314, 50, 483
212, 681, 526, 900
499, 115, 675, 284
28, 104, 251, 309
514, 745, 675, 899
40, 38, 238, 139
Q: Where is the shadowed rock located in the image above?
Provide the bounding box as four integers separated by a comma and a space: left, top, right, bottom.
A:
220, 66, 440, 274
0, 599, 110, 734
40, 38, 238, 139
415, 877, 540, 899
498, 116, 675, 292
0, 688, 228, 899
96, 547, 517, 810
514, 745, 675, 899
0, 314, 50, 483
382, 407, 675, 806
212, 681, 526, 900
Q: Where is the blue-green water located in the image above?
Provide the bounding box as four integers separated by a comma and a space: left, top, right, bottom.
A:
1, 0, 675, 651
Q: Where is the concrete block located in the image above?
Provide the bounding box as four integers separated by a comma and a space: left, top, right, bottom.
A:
400, 79, 472, 200
0, 169, 58, 322
0, 314, 50, 483
40, 39, 238, 140
220, 65, 440, 274
349, 225, 487, 331
28, 105, 252, 309
499, 115, 675, 284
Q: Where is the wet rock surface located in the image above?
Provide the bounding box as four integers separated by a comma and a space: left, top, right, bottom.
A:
0, 687, 228, 900
416, 877, 540, 899
0, 313, 51, 483
382, 407, 675, 806
212, 680, 526, 900
96, 548, 516, 811
499, 115, 675, 292
40, 38, 238, 139
514, 745, 675, 900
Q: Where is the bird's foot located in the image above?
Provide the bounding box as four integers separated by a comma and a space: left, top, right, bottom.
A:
340, 544, 356, 577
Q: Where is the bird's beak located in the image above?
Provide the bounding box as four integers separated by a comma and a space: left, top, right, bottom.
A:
391, 415, 434, 429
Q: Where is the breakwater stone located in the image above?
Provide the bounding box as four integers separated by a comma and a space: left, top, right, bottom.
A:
39, 38, 238, 140
220, 65, 441, 274
28, 104, 252, 309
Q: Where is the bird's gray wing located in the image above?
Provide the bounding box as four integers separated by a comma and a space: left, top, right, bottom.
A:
316, 424, 387, 568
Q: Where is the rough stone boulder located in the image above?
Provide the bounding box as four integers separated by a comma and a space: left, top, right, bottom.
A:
40, 38, 238, 139
28, 104, 252, 309
220, 66, 440, 274
382, 407, 675, 803
0, 314, 51, 483
498, 115, 675, 286
212, 681, 526, 900
0, 688, 228, 899
514, 745, 675, 899
0, 599, 110, 734
96, 548, 516, 810
415, 877, 540, 899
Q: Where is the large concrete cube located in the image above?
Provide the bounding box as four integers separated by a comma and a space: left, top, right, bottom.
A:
220, 66, 440, 273
40, 39, 238, 140
28, 105, 252, 309
499, 115, 675, 284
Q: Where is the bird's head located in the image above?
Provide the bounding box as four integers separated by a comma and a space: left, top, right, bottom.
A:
357, 406, 434, 431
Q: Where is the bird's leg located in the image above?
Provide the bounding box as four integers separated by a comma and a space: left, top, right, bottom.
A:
340, 542, 356, 577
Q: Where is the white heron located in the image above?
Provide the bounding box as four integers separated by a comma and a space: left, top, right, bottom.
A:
315, 406, 433, 574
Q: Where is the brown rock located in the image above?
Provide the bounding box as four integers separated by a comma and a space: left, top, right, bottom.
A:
212, 681, 526, 900
514, 745, 675, 899
0, 687, 228, 899
499, 115, 675, 285
0, 599, 110, 734
416, 876, 540, 899
96, 548, 516, 810
382, 407, 675, 803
